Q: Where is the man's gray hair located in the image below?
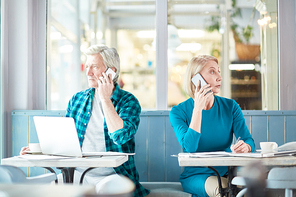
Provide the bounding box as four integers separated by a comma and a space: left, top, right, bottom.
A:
84, 45, 120, 83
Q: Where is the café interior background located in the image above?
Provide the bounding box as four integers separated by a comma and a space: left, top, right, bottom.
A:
47, 0, 278, 111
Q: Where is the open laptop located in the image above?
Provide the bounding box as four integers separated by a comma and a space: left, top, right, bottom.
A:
33, 116, 134, 157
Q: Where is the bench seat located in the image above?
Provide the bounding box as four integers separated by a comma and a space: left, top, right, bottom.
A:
141, 182, 191, 197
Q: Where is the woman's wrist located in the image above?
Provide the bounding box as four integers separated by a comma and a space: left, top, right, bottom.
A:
193, 107, 203, 114
247, 144, 251, 152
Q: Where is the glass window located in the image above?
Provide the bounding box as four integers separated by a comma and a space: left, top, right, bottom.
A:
0, 0, 2, 159
47, 0, 155, 109
47, 0, 87, 109
47, 0, 278, 110
166, 1, 223, 107
166, 0, 278, 110
118, 29, 156, 109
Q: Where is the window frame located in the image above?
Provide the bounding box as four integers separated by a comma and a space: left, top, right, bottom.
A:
1, 0, 296, 158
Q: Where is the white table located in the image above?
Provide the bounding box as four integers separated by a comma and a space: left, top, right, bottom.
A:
178, 155, 296, 167
0, 184, 96, 197
178, 155, 296, 197
1, 155, 128, 183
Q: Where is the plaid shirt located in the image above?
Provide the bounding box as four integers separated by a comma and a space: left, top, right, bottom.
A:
66, 84, 150, 197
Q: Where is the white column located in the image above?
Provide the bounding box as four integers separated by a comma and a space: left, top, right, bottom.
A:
1, 0, 47, 157
156, 0, 168, 109
221, 4, 231, 99
278, 0, 296, 110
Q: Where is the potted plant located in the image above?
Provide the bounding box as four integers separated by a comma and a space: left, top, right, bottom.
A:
206, 0, 260, 61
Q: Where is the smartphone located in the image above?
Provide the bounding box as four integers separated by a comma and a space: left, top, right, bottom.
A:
191, 73, 207, 90
191, 73, 212, 95
105, 68, 116, 80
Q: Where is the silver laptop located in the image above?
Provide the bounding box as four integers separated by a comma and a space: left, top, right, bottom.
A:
33, 116, 85, 157
33, 116, 134, 157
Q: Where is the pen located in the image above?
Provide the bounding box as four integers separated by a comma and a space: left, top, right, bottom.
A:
235, 137, 241, 144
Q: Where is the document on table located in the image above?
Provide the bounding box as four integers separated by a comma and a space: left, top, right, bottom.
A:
176, 150, 296, 158
177, 151, 232, 158
18, 155, 72, 160
230, 150, 296, 158
82, 152, 135, 157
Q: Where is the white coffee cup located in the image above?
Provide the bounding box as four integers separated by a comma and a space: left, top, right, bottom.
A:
29, 143, 42, 152
260, 142, 278, 153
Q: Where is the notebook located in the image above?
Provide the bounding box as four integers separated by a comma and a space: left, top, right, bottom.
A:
33, 116, 134, 157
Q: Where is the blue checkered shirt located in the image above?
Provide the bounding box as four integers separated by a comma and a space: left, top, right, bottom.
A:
66, 84, 150, 197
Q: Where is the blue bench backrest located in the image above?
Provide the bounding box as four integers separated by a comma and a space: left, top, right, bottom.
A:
11, 110, 296, 181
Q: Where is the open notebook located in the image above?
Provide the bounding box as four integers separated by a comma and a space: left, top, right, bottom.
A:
33, 116, 134, 157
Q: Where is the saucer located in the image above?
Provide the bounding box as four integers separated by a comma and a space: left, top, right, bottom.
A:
25, 150, 42, 154
256, 149, 278, 153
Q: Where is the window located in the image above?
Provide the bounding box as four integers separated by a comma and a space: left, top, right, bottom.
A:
0, 0, 2, 159
47, 0, 155, 109
166, 1, 278, 110
47, 0, 279, 110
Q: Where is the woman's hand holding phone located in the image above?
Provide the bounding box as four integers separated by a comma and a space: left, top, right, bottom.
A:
193, 80, 213, 111
189, 80, 213, 132
191, 73, 212, 94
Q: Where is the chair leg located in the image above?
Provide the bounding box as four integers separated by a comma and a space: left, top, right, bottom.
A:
236, 188, 247, 197
285, 189, 292, 197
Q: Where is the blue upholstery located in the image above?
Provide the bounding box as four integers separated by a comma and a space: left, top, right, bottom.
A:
141, 182, 191, 197
10, 110, 296, 181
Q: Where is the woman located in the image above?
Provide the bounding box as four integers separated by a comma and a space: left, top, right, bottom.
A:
169, 55, 255, 197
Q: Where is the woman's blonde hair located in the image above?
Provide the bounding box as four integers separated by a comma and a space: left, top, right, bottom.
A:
183, 55, 218, 98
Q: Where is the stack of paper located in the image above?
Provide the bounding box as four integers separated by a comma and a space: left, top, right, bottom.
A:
178, 151, 232, 158
176, 150, 296, 158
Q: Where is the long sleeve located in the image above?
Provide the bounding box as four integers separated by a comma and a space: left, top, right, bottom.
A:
231, 100, 255, 151
169, 100, 202, 152
108, 93, 141, 145
169, 96, 255, 153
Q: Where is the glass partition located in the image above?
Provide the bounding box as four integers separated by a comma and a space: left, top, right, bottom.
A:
166, 0, 278, 110
47, 0, 155, 109
47, 0, 279, 110
47, 0, 85, 109
0, 0, 2, 159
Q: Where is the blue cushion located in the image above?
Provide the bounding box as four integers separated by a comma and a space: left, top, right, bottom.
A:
141, 182, 191, 197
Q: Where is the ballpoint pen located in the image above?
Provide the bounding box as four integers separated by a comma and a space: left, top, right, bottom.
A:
235, 137, 241, 144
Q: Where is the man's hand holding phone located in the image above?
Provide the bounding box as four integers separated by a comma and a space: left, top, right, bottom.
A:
105, 68, 116, 80
97, 68, 116, 100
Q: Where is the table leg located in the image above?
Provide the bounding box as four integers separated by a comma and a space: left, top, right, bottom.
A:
44, 167, 58, 184
207, 166, 240, 197
68, 168, 74, 183
228, 166, 239, 197
80, 168, 95, 184
57, 167, 75, 183
207, 166, 227, 197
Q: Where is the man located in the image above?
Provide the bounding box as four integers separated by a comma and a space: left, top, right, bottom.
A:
65, 45, 149, 196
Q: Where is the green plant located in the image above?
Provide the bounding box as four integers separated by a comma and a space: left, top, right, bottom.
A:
205, 0, 253, 44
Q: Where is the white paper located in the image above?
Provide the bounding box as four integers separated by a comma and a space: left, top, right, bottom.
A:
17, 155, 71, 160
176, 150, 296, 158
178, 151, 232, 158
82, 152, 135, 157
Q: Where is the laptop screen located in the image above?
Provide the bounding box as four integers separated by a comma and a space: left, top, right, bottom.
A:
33, 116, 83, 157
